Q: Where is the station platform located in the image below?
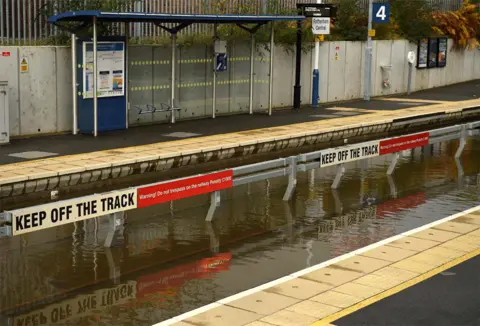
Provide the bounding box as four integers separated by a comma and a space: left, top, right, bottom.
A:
164, 207, 480, 326
0, 80, 479, 199
333, 254, 480, 326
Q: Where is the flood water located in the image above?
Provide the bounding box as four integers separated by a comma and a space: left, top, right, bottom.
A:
1, 136, 480, 326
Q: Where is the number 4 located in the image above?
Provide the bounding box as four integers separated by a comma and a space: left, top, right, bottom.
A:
376, 5, 386, 20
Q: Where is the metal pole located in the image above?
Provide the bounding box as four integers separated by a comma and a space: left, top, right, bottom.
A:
212, 24, 217, 119
363, 0, 373, 101
407, 62, 413, 96
0, 0, 4, 45
249, 32, 254, 115
33, 0, 36, 44
312, 0, 322, 108
27, 0, 31, 45
268, 22, 274, 116
72, 33, 77, 135
16, 0, 20, 44
170, 33, 176, 124
93, 17, 98, 137
11, 0, 15, 44
22, 0, 26, 44
293, 19, 302, 109
125, 23, 129, 129
6, 0, 9, 45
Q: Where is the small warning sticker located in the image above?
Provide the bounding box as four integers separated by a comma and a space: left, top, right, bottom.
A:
20, 57, 28, 73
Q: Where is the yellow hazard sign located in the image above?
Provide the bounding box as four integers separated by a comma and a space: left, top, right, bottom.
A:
368, 29, 376, 37
20, 57, 29, 73
315, 35, 325, 42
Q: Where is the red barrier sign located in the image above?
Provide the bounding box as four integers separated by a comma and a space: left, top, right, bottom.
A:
379, 132, 429, 155
137, 170, 233, 208
1, 51, 10, 57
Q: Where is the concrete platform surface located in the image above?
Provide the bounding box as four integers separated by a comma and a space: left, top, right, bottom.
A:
159, 207, 480, 326
334, 253, 480, 326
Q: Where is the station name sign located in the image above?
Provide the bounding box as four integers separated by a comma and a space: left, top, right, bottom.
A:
297, 3, 337, 18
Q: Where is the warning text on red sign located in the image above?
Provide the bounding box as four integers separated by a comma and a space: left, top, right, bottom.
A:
379, 132, 429, 155
137, 170, 233, 208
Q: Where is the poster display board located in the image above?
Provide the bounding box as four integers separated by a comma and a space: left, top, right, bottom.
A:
416, 39, 428, 69
83, 41, 125, 99
427, 37, 438, 68
437, 37, 447, 68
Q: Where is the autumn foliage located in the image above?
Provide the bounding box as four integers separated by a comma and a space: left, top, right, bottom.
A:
432, 0, 480, 50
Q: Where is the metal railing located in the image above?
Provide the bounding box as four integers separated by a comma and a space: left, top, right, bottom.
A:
1, 120, 478, 244
0, 0, 466, 45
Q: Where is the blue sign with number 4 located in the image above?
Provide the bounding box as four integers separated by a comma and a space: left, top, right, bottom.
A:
372, 3, 390, 23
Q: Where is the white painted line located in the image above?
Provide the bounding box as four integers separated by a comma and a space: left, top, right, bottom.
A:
162, 132, 201, 138
153, 205, 480, 326
8, 151, 59, 159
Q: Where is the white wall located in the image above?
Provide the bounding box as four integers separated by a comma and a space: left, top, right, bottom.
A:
0, 46, 72, 137
1, 40, 479, 137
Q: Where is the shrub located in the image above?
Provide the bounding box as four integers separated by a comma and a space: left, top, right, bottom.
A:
432, 0, 480, 50
389, 0, 435, 42
328, 0, 368, 41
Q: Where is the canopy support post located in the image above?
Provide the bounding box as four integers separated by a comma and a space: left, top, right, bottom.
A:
293, 19, 302, 110
125, 23, 129, 129
71, 33, 77, 135
212, 24, 218, 119
170, 32, 177, 124
249, 32, 255, 115
93, 16, 98, 137
268, 22, 274, 116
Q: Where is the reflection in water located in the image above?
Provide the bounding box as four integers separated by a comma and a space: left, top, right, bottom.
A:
1, 137, 480, 325
10, 253, 231, 326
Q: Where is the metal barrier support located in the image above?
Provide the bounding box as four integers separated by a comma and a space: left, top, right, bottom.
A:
283, 156, 298, 201
387, 153, 400, 175
455, 125, 467, 158
283, 202, 294, 243
0, 212, 12, 237
205, 191, 221, 222
104, 212, 125, 247
331, 164, 345, 189
205, 222, 219, 253
455, 157, 464, 183
387, 175, 397, 198
332, 189, 343, 215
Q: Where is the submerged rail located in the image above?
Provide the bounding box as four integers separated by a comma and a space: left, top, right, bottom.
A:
0, 121, 479, 245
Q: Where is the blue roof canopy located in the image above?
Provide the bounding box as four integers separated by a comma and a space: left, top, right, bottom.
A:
48, 10, 306, 25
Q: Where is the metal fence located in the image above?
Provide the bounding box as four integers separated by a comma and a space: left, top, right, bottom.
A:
356, 0, 464, 11
0, 0, 466, 45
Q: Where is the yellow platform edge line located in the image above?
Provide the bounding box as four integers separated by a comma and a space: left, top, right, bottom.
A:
310, 247, 480, 326
375, 97, 449, 104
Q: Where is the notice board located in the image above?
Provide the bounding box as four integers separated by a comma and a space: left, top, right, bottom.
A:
82, 41, 125, 99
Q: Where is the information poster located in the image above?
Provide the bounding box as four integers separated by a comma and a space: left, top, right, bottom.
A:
83, 42, 125, 99
427, 37, 438, 68
437, 37, 447, 67
417, 39, 428, 69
